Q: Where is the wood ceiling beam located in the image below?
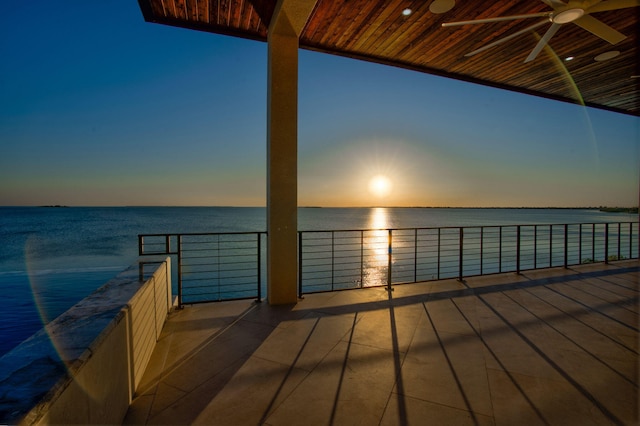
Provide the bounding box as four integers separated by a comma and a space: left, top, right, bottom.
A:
269, 0, 318, 37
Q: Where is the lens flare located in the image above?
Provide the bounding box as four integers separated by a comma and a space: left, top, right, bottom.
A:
23, 235, 101, 403
536, 33, 600, 170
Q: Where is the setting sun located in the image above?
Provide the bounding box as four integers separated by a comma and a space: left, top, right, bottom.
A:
369, 175, 392, 198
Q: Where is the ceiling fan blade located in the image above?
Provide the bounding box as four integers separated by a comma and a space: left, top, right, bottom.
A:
540, 0, 566, 7
442, 12, 551, 27
587, 0, 640, 13
525, 22, 561, 62
464, 20, 549, 57
573, 14, 626, 44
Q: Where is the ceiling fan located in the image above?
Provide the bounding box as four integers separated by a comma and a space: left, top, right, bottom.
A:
441, 0, 639, 62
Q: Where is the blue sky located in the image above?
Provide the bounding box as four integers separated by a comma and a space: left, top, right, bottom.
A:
1, 1, 638, 207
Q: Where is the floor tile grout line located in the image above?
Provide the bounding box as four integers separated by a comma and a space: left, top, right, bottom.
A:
576, 276, 640, 300
329, 312, 359, 426
544, 285, 639, 332
587, 275, 640, 295
451, 296, 549, 425
422, 300, 479, 425
124, 261, 639, 424
146, 355, 249, 424
388, 390, 497, 420
133, 302, 261, 397
386, 290, 409, 425
477, 293, 625, 425
523, 286, 640, 356
563, 280, 639, 316
259, 316, 322, 424
254, 310, 362, 423
502, 290, 639, 387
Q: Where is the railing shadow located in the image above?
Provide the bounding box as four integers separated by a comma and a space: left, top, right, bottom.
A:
124, 262, 638, 425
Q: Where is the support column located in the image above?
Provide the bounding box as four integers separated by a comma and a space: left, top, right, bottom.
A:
267, 0, 317, 305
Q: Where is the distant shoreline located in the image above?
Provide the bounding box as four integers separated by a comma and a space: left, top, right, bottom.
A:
598, 207, 639, 214
268, 206, 637, 211
4, 205, 637, 211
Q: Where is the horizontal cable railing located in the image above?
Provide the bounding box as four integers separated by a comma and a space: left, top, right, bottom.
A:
138, 232, 265, 307
139, 222, 638, 305
298, 222, 639, 296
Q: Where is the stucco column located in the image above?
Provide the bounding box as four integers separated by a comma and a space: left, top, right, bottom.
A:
267, 0, 316, 305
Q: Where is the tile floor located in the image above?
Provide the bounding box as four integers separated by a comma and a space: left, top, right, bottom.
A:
124, 261, 639, 425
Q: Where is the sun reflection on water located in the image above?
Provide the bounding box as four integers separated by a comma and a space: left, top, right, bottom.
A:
363, 208, 390, 286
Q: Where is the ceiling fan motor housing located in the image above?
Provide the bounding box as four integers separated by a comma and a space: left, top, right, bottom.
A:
552, 8, 585, 24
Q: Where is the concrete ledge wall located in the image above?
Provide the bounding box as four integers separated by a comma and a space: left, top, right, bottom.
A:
0, 258, 172, 425
128, 259, 172, 391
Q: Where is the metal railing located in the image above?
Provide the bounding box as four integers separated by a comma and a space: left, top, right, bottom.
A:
298, 221, 639, 295
139, 221, 638, 305
138, 232, 265, 307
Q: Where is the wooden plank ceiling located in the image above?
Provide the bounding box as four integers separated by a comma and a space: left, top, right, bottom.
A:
138, 0, 639, 116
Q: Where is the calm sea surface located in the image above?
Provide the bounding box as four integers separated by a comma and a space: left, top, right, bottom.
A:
0, 206, 636, 357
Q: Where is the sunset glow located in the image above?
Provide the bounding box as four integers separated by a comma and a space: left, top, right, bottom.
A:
369, 175, 392, 198
0, 2, 637, 208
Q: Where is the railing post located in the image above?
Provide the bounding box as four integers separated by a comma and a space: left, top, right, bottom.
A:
549, 225, 553, 268
177, 235, 183, 309
387, 229, 393, 290
437, 228, 441, 280
630, 222, 634, 260
480, 227, 484, 275
605, 223, 609, 264
499, 227, 503, 273
414, 228, 418, 283
578, 224, 582, 264
298, 232, 302, 298
592, 223, 595, 261
138, 235, 144, 256
360, 231, 364, 288
459, 227, 464, 281
516, 226, 521, 274
617, 222, 621, 260
258, 233, 263, 302
564, 224, 568, 269
331, 231, 335, 291
637, 221, 640, 259
534, 225, 538, 269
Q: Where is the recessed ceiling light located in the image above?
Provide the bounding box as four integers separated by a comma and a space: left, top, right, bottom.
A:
594, 50, 620, 61
430, 0, 456, 14
402, 8, 412, 16
564, 56, 574, 61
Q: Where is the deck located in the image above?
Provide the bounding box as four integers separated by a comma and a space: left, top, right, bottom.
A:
124, 261, 639, 425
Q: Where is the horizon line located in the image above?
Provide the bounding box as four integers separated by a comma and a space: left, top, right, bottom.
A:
3, 205, 638, 210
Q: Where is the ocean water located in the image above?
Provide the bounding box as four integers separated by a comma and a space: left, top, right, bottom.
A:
0, 206, 636, 357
